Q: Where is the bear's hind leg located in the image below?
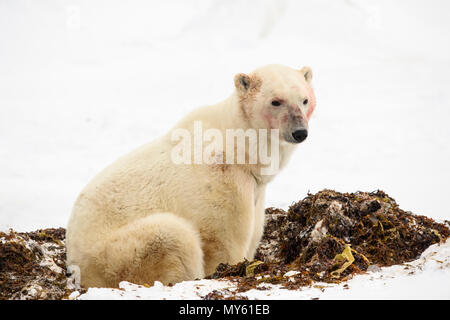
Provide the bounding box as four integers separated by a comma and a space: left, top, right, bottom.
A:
84, 212, 204, 287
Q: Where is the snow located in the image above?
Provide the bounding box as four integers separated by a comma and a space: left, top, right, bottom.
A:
79, 279, 236, 300
1, 0, 450, 299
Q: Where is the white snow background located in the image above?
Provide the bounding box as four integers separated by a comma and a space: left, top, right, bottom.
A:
1, 0, 449, 299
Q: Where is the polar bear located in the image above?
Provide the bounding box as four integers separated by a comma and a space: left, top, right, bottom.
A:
66, 64, 316, 288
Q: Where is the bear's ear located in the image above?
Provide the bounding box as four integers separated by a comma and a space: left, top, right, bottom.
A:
234, 73, 252, 93
299, 66, 313, 84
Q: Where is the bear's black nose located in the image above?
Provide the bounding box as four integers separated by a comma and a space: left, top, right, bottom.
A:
292, 129, 308, 143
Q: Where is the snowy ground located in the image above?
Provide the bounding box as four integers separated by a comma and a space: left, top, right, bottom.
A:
74, 240, 450, 300
1, 0, 450, 299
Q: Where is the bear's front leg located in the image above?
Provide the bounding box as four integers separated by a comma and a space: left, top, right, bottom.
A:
245, 185, 267, 259
198, 204, 256, 276
201, 235, 250, 276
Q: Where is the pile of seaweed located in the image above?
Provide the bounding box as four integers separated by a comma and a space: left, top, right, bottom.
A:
207, 190, 450, 296
0, 228, 81, 300
1, 190, 449, 300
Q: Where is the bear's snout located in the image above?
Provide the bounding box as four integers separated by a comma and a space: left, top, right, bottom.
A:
292, 129, 308, 143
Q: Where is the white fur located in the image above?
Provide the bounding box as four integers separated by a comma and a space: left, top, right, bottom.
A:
66, 64, 316, 287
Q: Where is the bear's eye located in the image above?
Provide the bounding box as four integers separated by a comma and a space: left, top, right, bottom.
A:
271, 100, 281, 107
303, 98, 308, 105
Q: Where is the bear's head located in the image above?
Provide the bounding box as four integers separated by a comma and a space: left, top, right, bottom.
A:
234, 64, 316, 144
